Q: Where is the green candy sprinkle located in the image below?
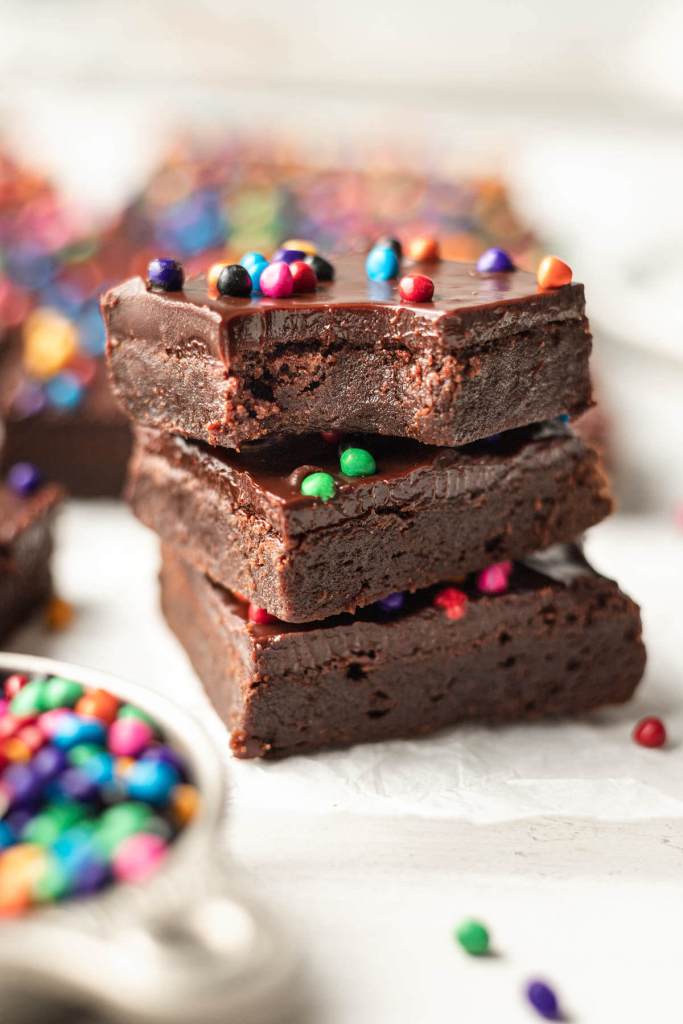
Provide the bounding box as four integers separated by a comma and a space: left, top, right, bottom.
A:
44, 677, 84, 710
10, 678, 49, 717
300, 471, 336, 502
23, 803, 89, 847
68, 743, 106, 766
117, 704, 160, 734
34, 857, 70, 903
340, 447, 376, 478
93, 802, 154, 857
454, 918, 490, 956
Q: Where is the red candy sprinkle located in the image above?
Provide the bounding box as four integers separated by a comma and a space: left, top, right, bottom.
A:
399, 273, 434, 303
320, 431, 341, 444
248, 604, 277, 625
633, 716, 667, 748
4, 674, 29, 700
289, 260, 318, 294
433, 587, 468, 621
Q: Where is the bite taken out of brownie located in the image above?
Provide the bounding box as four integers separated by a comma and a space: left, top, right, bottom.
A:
103, 256, 592, 450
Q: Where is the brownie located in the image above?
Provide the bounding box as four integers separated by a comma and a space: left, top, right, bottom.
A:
103, 256, 592, 449
130, 421, 612, 622
160, 544, 645, 759
0, 336, 131, 497
0, 482, 62, 640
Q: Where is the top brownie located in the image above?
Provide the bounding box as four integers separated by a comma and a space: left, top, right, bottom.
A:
103, 256, 592, 449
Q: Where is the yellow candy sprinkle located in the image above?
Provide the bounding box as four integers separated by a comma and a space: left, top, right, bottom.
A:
22, 308, 78, 379
0, 844, 46, 910
171, 784, 200, 826
282, 238, 317, 255
44, 596, 74, 631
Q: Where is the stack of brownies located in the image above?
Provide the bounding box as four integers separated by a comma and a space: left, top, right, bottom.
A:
102, 243, 645, 758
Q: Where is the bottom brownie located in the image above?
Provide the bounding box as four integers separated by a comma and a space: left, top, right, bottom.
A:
159, 544, 645, 759
0, 480, 62, 640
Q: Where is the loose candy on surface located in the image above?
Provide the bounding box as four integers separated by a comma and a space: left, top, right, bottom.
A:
633, 716, 666, 748
525, 980, 560, 1020
0, 669, 195, 914
454, 918, 490, 956
44, 597, 75, 631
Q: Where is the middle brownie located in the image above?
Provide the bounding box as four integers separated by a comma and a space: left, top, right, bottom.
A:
129, 419, 611, 623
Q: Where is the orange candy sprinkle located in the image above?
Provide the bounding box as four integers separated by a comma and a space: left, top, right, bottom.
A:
171, 784, 200, 827
76, 688, 120, 725
407, 236, 440, 262
207, 262, 228, 294
44, 597, 74, 631
0, 844, 46, 916
1, 737, 32, 762
537, 255, 572, 289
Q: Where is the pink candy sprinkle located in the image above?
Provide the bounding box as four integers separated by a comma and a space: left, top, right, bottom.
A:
477, 561, 513, 595
108, 717, 153, 757
113, 833, 168, 883
38, 708, 70, 738
259, 261, 294, 298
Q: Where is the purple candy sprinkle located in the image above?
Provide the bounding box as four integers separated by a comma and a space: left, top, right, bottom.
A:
147, 257, 184, 292
141, 744, 187, 777
376, 592, 405, 613
272, 248, 306, 264
526, 980, 560, 1020
6, 461, 42, 497
57, 768, 100, 802
32, 745, 68, 780
476, 247, 515, 274
3, 763, 43, 806
11, 382, 47, 419
72, 857, 110, 895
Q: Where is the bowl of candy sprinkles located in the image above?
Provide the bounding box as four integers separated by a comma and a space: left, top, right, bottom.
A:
0, 657, 204, 916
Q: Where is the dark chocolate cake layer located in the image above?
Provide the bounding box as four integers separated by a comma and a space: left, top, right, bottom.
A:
131, 421, 611, 621
103, 256, 592, 449
0, 483, 62, 639
160, 544, 645, 759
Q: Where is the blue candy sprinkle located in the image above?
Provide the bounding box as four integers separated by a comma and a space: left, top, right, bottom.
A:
51, 713, 107, 750
45, 371, 84, 411
365, 245, 400, 282
126, 760, 180, 805
6, 461, 42, 497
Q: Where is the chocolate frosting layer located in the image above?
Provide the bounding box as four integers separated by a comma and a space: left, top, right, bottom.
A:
105, 255, 585, 361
